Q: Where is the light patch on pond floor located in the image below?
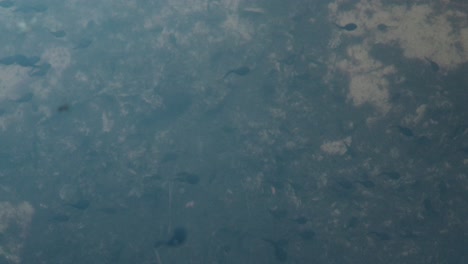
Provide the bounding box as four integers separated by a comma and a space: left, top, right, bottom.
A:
321, 136, 352, 156
0, 201, 34, 264
327, 0, 468, 115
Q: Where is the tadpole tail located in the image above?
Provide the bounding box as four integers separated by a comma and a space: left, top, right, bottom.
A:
332, 23, 342, 29
223, 70, 233, 79
154, 240, 166, 249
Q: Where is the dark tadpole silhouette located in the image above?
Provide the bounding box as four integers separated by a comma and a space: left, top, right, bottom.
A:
425, 57, 439, 72
155, 227, 188, 248
65, 199, 90, 210
74, 38, 92, 49
368, 231, 391, 241
334, 22, 357, 31
263, 238, 288, 262
377, 23, 388, 32
57, 104, 70, 112
49, 30, 66, 38
175, 172, 200, 184
29, 63, 51, 77
396, 125, 414, 137
223, 66, 250, 79
50, 213, 70, 222
377, 23, 397, 32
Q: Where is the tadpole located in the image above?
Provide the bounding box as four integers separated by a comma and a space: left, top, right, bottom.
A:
396, 125, 414, 137
57, 104, 70, 112
175, 172, 200, 184
263, 238, 288, 262
65, 199, 90, 210
334, 22, 357, 31
223, 66, 250, 79
155, 227, 188, 248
